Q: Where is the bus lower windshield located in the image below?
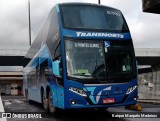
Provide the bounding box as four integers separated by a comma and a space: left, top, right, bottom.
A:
65, 39, 136, 83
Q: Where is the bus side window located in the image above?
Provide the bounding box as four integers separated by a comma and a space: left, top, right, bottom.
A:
55, 43, 61, 58
54, 43, 63, 77
59, 57, 63, 77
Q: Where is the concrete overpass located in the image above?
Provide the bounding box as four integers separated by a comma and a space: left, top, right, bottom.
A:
0, 48, 160, 67
0, 46, 29, 66
0, 71, 23, 95
0, 48, 160, 97
135, 48, 160, 66
0, 72, 23, 80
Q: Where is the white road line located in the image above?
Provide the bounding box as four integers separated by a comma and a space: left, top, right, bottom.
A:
4, 101, 11, 106
0, 96, 7, 121
14, 100, 23, 103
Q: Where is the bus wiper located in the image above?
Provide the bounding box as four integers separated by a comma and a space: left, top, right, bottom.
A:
92, 74, 100, 83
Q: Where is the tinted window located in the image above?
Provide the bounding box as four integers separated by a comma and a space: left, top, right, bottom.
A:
65, 39, 105, 79
60, 5, 129, 31
46, 7, 60, 59
55, 43, 61, 58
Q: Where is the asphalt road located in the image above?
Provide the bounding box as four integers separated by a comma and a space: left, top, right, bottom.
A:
1, 96, 160, 121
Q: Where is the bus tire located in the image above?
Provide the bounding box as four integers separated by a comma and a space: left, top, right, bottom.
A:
48, 91, 57, 114
43, 91, 49, 111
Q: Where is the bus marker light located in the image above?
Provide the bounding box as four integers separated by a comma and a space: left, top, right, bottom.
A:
71, 100, 76, 105
134, 96, 138, 100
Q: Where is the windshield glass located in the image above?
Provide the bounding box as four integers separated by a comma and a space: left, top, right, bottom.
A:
104, 41, 135, 78
60, 5, 129, 31
65, 39, 136, 82
65, 40, 105, 79
105, 51, 132, 76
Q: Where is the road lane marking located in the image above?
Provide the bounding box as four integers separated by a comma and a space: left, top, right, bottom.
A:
0, 96, 7, 121
14, 100, 23, 103
4, 101, 11, 106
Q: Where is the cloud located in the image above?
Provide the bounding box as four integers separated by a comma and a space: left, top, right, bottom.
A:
103, 0, 160, 48
0, 0, 160, 49
0, 0, 28, 47
29, 0, 98, 38
0, 0, 97, 48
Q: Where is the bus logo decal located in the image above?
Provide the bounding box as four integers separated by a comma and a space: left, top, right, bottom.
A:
96, 86, 112, 103
76, 32, 124, 39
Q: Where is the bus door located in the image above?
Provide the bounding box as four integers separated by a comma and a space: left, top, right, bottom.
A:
52, 59, 64, 108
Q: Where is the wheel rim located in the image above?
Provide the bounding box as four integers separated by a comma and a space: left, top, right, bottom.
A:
43, 92, 48, 110
49, 92, 56, 113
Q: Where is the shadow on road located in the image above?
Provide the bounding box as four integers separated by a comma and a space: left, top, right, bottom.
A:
25, 100, 126, 121
43, 109, 126, 121
2, 96, 127, 121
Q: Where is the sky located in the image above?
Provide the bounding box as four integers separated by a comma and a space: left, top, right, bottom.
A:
0, 0, 160, 50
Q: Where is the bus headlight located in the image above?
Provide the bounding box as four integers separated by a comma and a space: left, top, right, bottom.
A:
69, 87, 87, 97
126, 85, 137, 95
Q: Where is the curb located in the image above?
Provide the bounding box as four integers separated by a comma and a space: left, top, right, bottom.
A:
138, 99, 160, 105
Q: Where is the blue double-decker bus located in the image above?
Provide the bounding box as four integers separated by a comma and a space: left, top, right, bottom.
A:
23, 3, 138, 113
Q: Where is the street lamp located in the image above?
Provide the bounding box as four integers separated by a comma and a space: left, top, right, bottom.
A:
98, 0, 101, 4
28, 0, 31, 46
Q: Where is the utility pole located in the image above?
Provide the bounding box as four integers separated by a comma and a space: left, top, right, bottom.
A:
28, 0, 31, 46
98, 0, 101, 4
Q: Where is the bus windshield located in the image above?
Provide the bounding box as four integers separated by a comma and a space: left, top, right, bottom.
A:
65, 39, 135, 82
65, 39, 105, 79
60, 5, 129, 31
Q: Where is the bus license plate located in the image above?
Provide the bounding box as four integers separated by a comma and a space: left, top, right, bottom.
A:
103, 98, 115, 104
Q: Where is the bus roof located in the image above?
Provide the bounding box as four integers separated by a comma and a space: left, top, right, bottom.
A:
57, 2, 120, 11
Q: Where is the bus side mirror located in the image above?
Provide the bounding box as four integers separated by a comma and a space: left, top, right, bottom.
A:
52, 60, 61, 77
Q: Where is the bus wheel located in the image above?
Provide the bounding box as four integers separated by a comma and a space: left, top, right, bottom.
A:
43, 91, 49, 111
48, 91, 57, 114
